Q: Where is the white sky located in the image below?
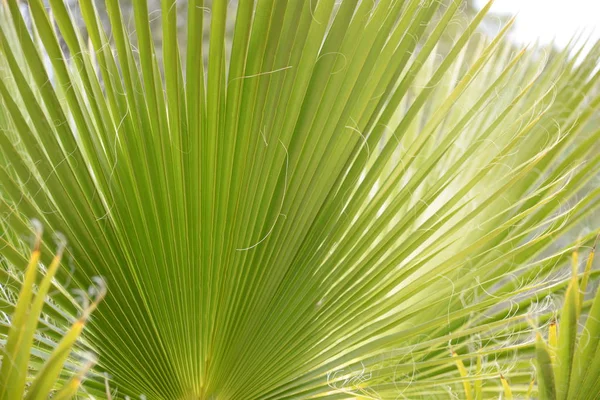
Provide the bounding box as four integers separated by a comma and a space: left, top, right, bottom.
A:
475, 0, 600, 48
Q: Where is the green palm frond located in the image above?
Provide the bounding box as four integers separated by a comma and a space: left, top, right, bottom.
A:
533, 241, 600, 400
0, 0, 599, 399
0, 224, 102, 399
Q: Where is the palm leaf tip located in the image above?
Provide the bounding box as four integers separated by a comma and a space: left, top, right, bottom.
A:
1, 0, 600, 398
0, 223, 99, 399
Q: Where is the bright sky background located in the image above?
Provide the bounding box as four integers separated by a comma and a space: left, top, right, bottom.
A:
475, 0, 600, 48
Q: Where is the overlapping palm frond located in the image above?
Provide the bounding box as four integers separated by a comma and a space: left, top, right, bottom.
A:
0, 224, 102, 399
533, 241, 600, 400
1, 0, 600, 398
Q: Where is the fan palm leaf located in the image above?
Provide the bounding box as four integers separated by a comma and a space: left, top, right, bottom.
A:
1, 0, 599, 398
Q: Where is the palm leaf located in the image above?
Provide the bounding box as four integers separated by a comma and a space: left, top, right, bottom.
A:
534, 242, 600, 400
1, 0, 599, 398
0, 224, 100, 399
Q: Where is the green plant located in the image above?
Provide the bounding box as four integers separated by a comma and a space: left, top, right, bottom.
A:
0, 224, 102, 399
533, 241, 600, 400
1, 0, 599, 398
